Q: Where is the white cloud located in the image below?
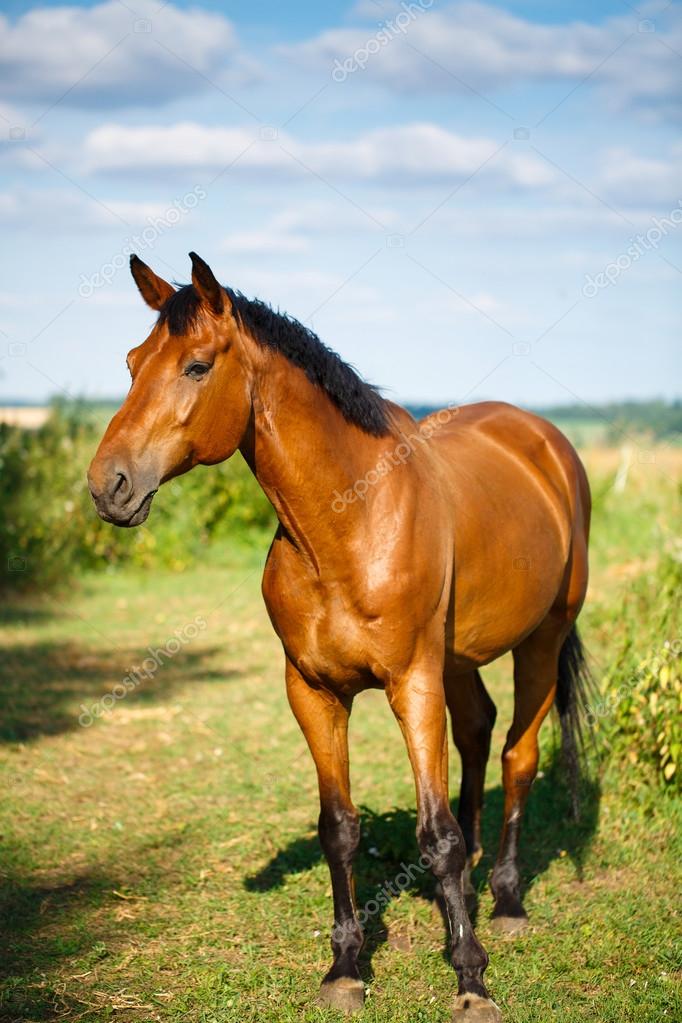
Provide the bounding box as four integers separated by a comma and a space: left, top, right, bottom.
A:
272, 199, 398, 234
286, 1, 682, 121
0, 187, 196, 232
221, 230, 310, 255
220, 199, 397, 255
0, 192, 19, 220
229, 267, 379, 321
0, 1, 247, 108
0, 100, 24, 128
82, 122, 263, 173
426, 204, 677, 239
218, 196, 680, 263
596, 145, 682, 206
80, 120, 556, 192
76, 118, 681, 211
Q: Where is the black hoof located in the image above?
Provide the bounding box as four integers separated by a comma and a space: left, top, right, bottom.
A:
452, 993, 503, 1022
318, 977, 365, 1014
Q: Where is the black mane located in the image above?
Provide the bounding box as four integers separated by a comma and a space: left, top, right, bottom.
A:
157, 285, 390, 437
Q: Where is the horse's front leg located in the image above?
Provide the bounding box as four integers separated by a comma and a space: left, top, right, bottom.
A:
285, 659, 364, 1014
388, 664, 502, 1023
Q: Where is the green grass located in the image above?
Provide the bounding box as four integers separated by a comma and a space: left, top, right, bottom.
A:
0, 455, 681, 1023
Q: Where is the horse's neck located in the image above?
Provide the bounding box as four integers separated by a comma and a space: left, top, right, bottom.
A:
240, 355, 387, 567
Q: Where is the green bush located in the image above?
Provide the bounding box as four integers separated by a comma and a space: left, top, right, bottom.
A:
596, 552, 682, 790
0, 402, 275, 591
608, 643, 682, 789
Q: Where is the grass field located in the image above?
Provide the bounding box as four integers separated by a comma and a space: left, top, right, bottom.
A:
1, 446, 681, 1023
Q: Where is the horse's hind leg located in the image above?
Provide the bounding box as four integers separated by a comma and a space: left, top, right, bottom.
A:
444, 669, 497, 907
489, 621, 567, 933
285, 659, 364, 1013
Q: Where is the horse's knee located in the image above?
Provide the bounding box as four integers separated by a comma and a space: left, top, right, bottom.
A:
416, 809, 466, 879
501, 740, 539, 789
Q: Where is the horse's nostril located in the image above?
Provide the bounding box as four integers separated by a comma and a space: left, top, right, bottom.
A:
110, 469, 131, 505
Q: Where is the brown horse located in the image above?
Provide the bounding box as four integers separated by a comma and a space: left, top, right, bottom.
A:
88, 253, 592, 1023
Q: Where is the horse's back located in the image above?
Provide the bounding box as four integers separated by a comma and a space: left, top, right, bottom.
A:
428, 400, 589, 524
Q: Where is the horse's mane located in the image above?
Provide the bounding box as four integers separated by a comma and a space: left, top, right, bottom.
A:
157, 285, 390, 437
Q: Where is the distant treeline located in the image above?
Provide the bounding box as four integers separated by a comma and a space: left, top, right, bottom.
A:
406, 399, 682, 444
533, 400, 682, 441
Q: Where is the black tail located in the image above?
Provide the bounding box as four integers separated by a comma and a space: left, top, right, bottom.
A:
556, 625, 595, 819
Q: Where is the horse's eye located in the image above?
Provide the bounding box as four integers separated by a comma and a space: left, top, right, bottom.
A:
185, 361, 212, 380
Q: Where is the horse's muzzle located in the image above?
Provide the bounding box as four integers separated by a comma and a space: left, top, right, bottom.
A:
87, 462, 158, 528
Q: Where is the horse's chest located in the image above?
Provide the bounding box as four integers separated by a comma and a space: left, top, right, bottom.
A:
261, 551, 398, 690
266, 581, 365, 683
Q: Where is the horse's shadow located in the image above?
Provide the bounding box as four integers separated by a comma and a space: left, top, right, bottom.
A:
245, 755, 601, 978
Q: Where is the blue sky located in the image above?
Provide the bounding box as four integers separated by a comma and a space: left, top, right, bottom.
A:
0, 0, 680, 408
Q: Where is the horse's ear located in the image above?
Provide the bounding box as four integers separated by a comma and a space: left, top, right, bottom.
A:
129, 255, 175, 311
189, 251, 224, 315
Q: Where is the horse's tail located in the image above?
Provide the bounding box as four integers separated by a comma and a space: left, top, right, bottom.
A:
556, 624, 594, 819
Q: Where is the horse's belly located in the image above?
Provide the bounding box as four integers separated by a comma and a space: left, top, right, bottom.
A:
451, 506, 569, 665
451, 570, 561, 667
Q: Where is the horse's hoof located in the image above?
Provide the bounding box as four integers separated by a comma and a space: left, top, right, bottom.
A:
490, 912, 528, 936
317, 977, 365, 1014
452, 993, 503, 1022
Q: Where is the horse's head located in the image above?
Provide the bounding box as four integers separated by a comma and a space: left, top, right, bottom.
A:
88, 253, 253, 527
